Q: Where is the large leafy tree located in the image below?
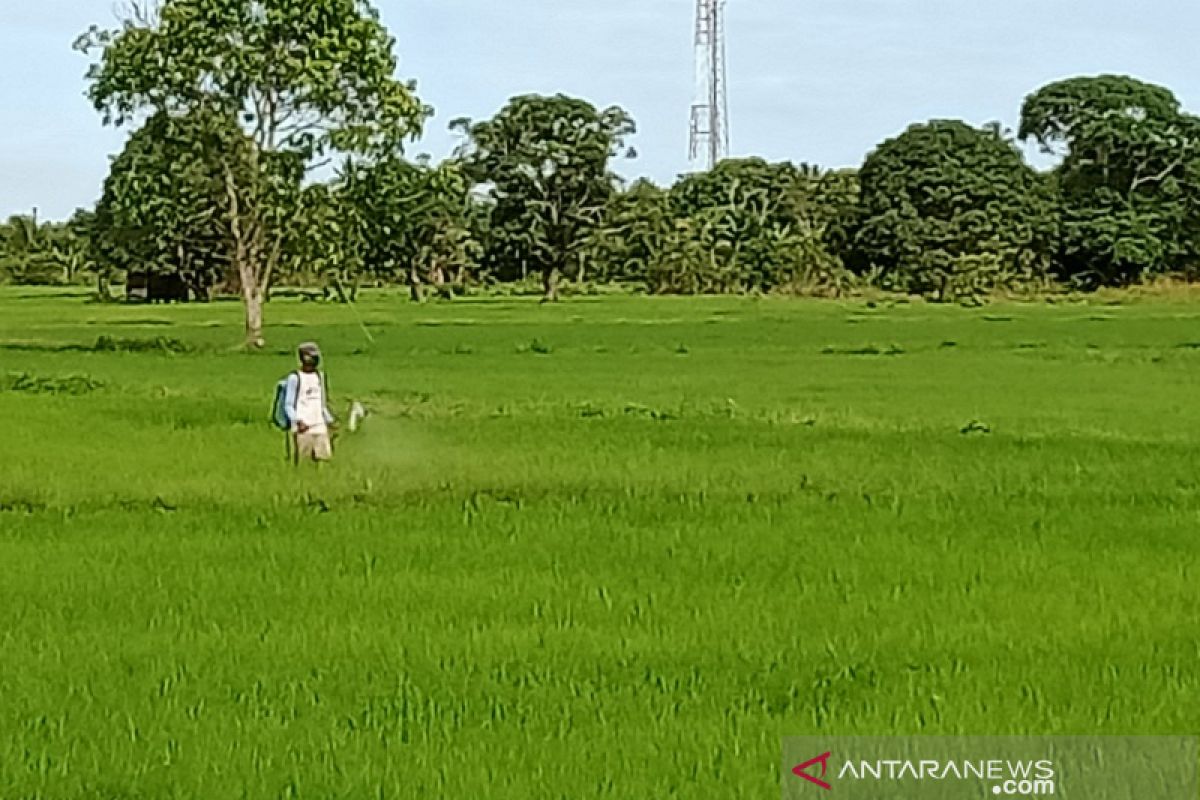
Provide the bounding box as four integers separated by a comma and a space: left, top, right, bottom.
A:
273, 180, 364, 302
79, 0, 428, 345
92, 107, 245, 301
1019, 75, 1182, 159
406, 162, 485, 300
342, 158, 482, 301
850, 120, 1059, 301
452, 95, 635, 302
666, 158, 848, 294
583, 179, 673, 285
582, 162, 854, 295
1020, 75, 1200, 286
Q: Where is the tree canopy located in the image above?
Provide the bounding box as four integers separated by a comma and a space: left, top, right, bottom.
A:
341, 157, 482, 301
1021, 75, 1200, 286
664, 158, 849, 294
850, 120, 1059, 301
43, 30, 1200, 313
0, 212, 91, 288
452, 94, 636, 301
92, 106, 248, 300
79, 0, 428, 344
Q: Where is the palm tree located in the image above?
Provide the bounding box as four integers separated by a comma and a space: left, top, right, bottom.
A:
0, 212, 64, 285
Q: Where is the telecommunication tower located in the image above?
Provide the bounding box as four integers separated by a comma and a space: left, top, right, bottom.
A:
689, 0, 730, 170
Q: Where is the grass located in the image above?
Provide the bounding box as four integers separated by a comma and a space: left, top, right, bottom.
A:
2, 288, 1199, 798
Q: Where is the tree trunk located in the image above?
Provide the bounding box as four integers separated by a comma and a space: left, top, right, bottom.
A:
330, 275, 350, 304
96, 273, 116, 303
408, 266, 425, 303
225, 163, 272, 349
541, 267, 560, 303
432, 264, 453, 300
242, 283, 265, 348
218, 268, 241, 296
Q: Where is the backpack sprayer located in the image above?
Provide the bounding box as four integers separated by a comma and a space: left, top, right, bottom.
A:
270, 319, 375, 459
270, 342, 370, 461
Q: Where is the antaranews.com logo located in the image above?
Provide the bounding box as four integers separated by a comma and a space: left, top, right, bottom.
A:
781, 737, 1197, 800
792, 750, 1055, 796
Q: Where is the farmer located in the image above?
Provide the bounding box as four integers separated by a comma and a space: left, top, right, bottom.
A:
284, 342, 336, 464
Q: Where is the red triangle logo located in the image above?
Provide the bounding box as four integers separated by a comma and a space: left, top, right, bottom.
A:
793, 751, 833, 790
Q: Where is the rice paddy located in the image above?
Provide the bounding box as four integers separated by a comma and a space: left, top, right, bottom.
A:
2, 288, 1199, 798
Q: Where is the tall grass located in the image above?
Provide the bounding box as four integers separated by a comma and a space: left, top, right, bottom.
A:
1, 289, 1198, 798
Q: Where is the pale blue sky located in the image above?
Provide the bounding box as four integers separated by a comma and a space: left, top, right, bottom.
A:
2, 1, 1197, 219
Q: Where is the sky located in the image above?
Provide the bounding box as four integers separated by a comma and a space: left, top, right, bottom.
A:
2, 0, 1199, 219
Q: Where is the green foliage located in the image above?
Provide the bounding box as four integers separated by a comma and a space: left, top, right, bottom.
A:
584, 162, 854, 296
1021, 75, 1200, 287
1, 371, 104, 396
1019, 74, 1183, 155
663, 159, 851, 294
0, 213, 92, 287
79, 0, 428, 159
79, 0, 428, 342
60, 209, 101, 290
92, 106, 252, 299
57, 18, 1200, 307
278, 181, 364, 301
453, 94, 636, 300
93, 334, 194, 354
582, 179, 673, 285
0, 215, 58, 286
851, 120, 1059, 301
342, 158, 482, 300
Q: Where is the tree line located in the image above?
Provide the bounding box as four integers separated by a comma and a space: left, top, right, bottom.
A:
3, 0, 1200, 345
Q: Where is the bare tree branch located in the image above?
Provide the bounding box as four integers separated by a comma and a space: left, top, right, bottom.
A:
1130, 145, 1194, 195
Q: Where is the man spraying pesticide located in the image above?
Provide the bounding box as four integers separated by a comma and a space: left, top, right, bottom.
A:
273, 342, 336, 464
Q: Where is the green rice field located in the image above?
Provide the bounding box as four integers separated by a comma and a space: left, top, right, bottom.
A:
2, 287, 1199, 798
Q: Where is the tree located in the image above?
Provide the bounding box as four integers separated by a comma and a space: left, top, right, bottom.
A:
0, 212, 77, 286
452, 95, 636, 302
57, 210, 99, 289
583, 179, 672, 286
65, 208, 120, 301
850, 120, 1059, 301
1019, 75, 1182, 159
1020, 76, 1200, 286
660, 159, 849, 294
340, 157, 425, 296
79, 0, 428, 346
409, 163, 484, 300
275, 180, 366, 302
342, 158, 481, 302
814, 169, 862, 274
92, 107, 244, 301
